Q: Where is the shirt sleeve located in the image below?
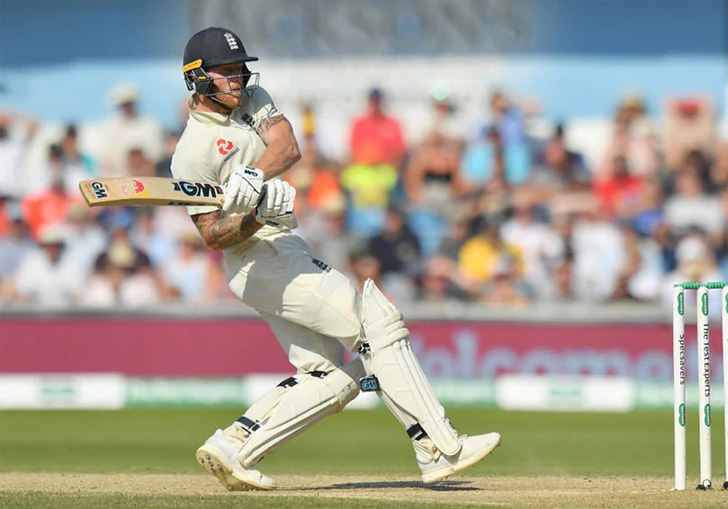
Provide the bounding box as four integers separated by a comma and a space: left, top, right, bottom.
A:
244, 86, 283, 130
170, 149, 219, 216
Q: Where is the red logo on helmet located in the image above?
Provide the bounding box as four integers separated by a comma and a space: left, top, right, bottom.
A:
131, 179, 148, 196
217, 139, 234, 155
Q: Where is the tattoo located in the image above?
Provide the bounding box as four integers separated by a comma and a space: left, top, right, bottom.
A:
256, 115, 288, 140
191, 210, 263, 251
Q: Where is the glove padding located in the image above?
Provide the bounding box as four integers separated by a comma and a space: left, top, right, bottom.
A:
253, 180, 298, 230
223, 165, 264, 214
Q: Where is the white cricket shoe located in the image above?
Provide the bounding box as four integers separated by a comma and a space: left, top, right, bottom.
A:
416, 432, 501, 484
195, 429, 277, 491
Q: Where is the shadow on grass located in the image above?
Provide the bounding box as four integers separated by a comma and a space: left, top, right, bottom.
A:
299, 480, 478, 492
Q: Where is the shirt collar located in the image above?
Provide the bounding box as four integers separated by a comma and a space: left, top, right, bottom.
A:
187, 96, 233, 126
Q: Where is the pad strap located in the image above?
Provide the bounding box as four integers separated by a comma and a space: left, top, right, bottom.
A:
236, 415, 262, 434
407, 423, 427, 441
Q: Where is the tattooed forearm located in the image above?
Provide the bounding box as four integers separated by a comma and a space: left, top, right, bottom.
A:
256, 115, 287, 139
191, 210, 263, 251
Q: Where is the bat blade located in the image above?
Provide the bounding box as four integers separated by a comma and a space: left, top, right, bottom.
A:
79, 177, 225, 208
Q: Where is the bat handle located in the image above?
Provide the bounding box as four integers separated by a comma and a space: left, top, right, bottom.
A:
256, 184, 267, 209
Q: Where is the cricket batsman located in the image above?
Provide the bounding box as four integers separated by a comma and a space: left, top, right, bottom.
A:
172, 27, 501, 491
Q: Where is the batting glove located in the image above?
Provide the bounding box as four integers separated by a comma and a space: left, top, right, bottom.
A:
223, 165, 264, 214
253, 180, 298, 230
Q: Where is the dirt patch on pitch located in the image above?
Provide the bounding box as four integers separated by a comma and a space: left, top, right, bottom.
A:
1, 473, 727, 508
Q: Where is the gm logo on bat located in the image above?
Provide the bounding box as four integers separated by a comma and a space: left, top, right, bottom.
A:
172, 181, 223, 198
91, 181, 108, 198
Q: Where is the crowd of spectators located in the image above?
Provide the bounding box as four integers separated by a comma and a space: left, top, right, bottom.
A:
0, 82, 726, 312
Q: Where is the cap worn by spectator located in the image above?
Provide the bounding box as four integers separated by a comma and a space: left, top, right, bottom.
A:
38, 223, 71, 245
675, 234, 709, 267
109, 83, 139, 107
107, 240, 137, 270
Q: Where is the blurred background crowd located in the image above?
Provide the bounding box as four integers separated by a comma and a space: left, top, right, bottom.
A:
0, 0, 726, 311
1, 83, 726, 309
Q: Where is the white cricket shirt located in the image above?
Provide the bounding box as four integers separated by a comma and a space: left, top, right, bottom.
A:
171, 85, 285, 255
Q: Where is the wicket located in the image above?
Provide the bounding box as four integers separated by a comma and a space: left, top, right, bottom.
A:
673, 281, 728, 491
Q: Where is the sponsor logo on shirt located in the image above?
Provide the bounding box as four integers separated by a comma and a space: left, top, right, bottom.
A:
223, 147, 240, 162
217, 139, 234, 155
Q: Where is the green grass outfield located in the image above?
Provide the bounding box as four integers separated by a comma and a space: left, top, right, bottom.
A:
1, 408, 726, 508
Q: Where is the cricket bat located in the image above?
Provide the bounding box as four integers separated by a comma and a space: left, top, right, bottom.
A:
79, 177, 225, 208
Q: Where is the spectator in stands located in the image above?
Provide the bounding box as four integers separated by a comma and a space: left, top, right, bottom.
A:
479, 174, 513, 224
720, 186, 728, 280
460, 125, 530, 191
100, 82, 164, 175
298, 196, 352, 278
21, 160, 80, 240
348, 245, 383, 294
124, 147, 157, 178
681, 149, 719, 194
549, 248, 575, 302
417, 255, 472, 304
480, 252, 531, 306
661, 231, 724, 318
367, 206, 421, 276
81, 235, 161, 307
421, 96, 465, 145
489, 91, 526, 147
458, 215, 524, 288
63, 203, 108, 280
162, 231, 212, 303
500, 190, 565, 299
340, 159, 398, 237
128, 208, 177, 268
487, 91, 531, 181
569, 203, 625, 302
0, 205, 34, 283
155, 131, 181, 178
594, 155, 644, 220
285, 136, 343, 214
82, 245, 130, 307
0, 112, 37, 200
0, 198, 11, 238
31, 139, 90, 198
460, 126, 503, 194
433, 209, 464, 255
8, 224, 83, 306
342, 88, 405, 236
664, 158, 725, 249
610, 224, 663, 302
121, 252, 163, 306
599, 94, 659, 178
598, 94, 660, 177
349, 88, 406, 169
664, 97, 714, 172
347, 239, 415, 304
405, 131, 463, 216
203, 250, 236, 302
529, 124, 591, 195
59, 124, 97, 188
715, 137, 728, 191
629, 175, 665, 239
